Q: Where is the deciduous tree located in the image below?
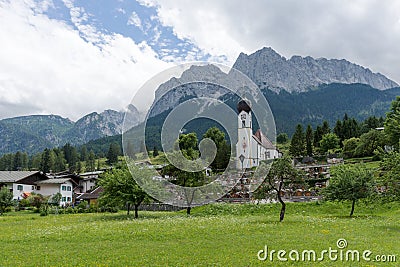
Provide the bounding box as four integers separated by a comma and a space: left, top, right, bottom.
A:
256, 157, 303, 222
384, 96, 400, 150
319, 133, 340, 153
99, 165, 151, 218
379, 152, 400, 200
0, 187, 13, 215
323, 164, 374, 216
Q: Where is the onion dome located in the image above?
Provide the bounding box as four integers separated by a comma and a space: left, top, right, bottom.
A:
237, 99, 251, 113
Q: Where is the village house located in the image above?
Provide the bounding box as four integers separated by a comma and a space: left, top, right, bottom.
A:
76, 186, 104, 205
78, 171, 103, 193
0, 171, 48, 200
35, 178, 76, 206
0, 171, 80, 206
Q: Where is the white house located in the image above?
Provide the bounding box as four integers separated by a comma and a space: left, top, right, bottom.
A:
78, 171, 103, 193
236, 99, 280, 169
35, 178, 76, 206
0, 171, 48, 200
0, 171, 78, 205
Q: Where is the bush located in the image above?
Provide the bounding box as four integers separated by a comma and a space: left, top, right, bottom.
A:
18, 198, 31, 208
39, 206, 48, 216
65, 207, 75, 214
88, 203, 99, 213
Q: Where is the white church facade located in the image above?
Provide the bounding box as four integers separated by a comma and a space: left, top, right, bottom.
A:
236, 100, 280, 169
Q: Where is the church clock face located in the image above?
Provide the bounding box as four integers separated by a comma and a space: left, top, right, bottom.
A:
241, 114, 246, 120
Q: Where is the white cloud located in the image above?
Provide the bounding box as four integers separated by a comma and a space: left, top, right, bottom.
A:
141, 0, 400, 83
116, 7, 126, 14
127, 11, 142, 29
0, 0, 170, 120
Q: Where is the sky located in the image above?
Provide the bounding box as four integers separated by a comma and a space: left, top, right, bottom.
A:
1, 0, 400, 120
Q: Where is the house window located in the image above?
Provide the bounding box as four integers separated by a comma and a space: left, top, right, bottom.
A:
61, 185, 67, 191
32, 186, 35, 190
67, 197, 71, 202
242, 120, 246, 128
62, 197, 66, 202
67, 186, 71, 191
36, 186, 41, 191
17, 185, 23, 191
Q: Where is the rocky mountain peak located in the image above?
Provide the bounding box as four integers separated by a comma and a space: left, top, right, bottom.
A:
233, 47, 398, 92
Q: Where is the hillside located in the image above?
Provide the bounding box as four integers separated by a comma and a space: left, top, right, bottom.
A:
87, 83, 400, 155
0, 108, 141, 155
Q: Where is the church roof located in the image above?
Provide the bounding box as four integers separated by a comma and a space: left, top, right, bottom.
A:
253, 129, 276, 149
237, 99, 251, 113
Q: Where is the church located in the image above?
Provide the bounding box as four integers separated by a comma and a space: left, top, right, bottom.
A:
236, 99, 280, 169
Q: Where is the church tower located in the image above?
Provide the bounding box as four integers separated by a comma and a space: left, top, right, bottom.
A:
236, 99, 253, 169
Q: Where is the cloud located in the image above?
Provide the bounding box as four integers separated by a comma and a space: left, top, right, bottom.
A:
127, 11, 142, 29
0, 0, 170, 120
116, 7, 126, 14
140, 0, 400, 83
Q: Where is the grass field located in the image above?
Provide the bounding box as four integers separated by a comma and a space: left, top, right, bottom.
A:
0, 201, 399, 266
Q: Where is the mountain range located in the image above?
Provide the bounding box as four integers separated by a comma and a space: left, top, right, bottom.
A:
233, 47, 398, 92
0, 106, 141, 155
1, 47, 399, 155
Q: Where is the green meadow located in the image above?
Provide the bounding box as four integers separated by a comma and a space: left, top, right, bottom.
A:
0, 201, 399, 266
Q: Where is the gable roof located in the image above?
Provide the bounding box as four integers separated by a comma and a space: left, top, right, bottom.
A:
36, 178, 77, 185
0, 171, 41, 183
253, 129, 276, 149
79, 171, 104, 176
76, 186, 104, 200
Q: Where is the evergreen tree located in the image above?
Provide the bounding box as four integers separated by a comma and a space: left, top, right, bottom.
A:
152, 146, 159, 157
29, 154, 42, 170
41, 148, 55, 173
21, 152, 29, 170
68, 147, 79, 173
305, 125, 313, 156
126, 141, 136, 159
63, 143, 74, 164
13, 151, 23, 171
361, 116, 382, 133
76, 161, 82, 174
86, 151, 96, 172
53, 150, 66, 172
334, 120, 343, 144
321, 121, 331, 135
313, 125, 323, 148
0, 154, 13, 171
80, 146, 88, 161
277, 133, 289, 144
107, 143, 121, 165
97, 159, 101, 171
289, 124, 306, 157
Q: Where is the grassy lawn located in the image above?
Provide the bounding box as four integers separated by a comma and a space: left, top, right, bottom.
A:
0, 201, 399, 266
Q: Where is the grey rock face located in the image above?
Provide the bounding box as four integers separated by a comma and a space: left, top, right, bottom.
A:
151, 65, 232, 117
232, 47, 398, 92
